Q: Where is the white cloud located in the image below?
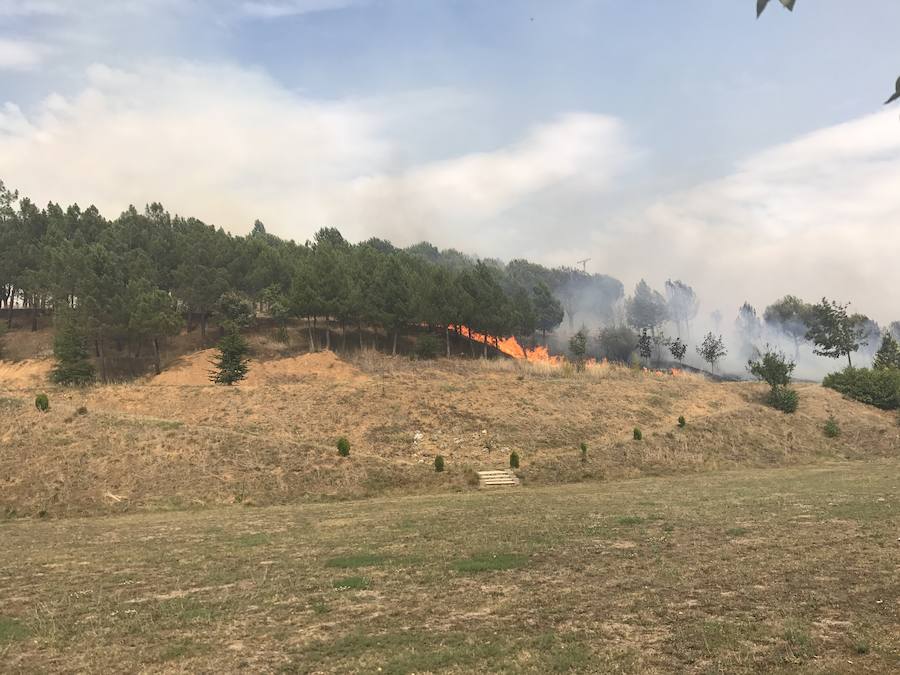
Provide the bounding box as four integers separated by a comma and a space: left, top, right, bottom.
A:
0, 61, 634, 250
600, 110, 900, 324
240, 0, 363, 18
0, 38, 48, 69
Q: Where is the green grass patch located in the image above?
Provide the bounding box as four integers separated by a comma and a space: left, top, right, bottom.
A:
234, 532, 271, 547
158, 639, 210, 662
324, 553, 385, 569
616, 515, 645, 526
0, 616, 29, 642
331, 576, 370, 590
452, 552, 529, 573
726, 527, 749, 537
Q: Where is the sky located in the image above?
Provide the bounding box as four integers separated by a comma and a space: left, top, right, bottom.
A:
1, 0, 899, 323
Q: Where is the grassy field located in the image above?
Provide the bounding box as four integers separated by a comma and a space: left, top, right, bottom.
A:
2, 460, 898, 673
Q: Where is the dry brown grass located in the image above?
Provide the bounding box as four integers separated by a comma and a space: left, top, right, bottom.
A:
1, 349, 898, 518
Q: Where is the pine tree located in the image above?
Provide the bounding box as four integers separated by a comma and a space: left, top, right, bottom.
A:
873, 332, 900, 370
50, 310, 95, 385
209, 322, 250, 385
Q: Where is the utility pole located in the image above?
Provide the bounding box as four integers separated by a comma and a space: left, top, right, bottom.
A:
576, 258, 591, 273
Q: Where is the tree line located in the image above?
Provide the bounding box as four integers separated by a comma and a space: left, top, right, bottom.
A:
2, 180, 639, 380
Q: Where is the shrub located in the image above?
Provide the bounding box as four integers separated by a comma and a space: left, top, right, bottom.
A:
434, 455, 445, 472
336, 437, 350, 457
633, 427, 642, 441
822, 366, 900, 410
35, 393, 49, 412
580, 442, 587, 463
75, 405, 88, 416
509, 451, 520, 469
415, 334, 440, 359
463, 468, 480, 486
823, 416, 840, 438
677, 415, 686, 428
748, 346, 795, 388
767, 386, 799, 414
598, 325, 638, 363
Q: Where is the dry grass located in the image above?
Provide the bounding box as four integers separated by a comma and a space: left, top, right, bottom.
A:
1, 461, 897, 672
1, 350, 898, 518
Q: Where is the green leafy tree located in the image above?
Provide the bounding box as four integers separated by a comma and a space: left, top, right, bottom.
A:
209, 322, 250, 385
697, 332, 727, 374
668, 337, 687, 365
764, 295, 813, 358
637, 329, 652, 365
873, 332, 900, 370
747, 346, 795, 388
128, 280, 182, 374
569, 327, 588, 368
50, 309, 95, 385
532, 281, 564, 345
805, 298, 867, 367
664, 279, 699, 339
626, 280, 668, 335
597, 325, 637, 363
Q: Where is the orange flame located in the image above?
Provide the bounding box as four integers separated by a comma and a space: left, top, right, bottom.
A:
450, 325, 563, 364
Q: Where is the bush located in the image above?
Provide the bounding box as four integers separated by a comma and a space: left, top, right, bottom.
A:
823, 416, 841, 438
35, 393, 49, 412
598, 325, 638, 363
463, 468, 480, 486
580, 442, 587, 463
415, 334, 441, 359
822, 366, 900, 410
767, 386, 799, 414
336, 437, 351, 457
434, 455, 445, 472
75, 405, 88, 416
747, 347, 795, 388
678, 415, 686, 428
509, 451, 520, 469
633, 427, 642, 441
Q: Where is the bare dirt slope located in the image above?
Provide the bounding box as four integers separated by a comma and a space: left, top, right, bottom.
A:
1, 351, 897, 517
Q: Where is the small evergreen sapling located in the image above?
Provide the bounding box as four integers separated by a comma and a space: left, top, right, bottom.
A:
678, 415, 686, 428
823, 416, 841, 438
633, 428, 642, 441
509, 451, 520, 469
580, 442, 588, 464
434, 455, 445, 472
209, 322, 250, 385
337, 437, 351, 457
35, 393, 49, 412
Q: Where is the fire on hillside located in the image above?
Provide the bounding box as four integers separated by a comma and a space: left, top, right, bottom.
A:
450, 324, 684, 376
449, 325, 562, 364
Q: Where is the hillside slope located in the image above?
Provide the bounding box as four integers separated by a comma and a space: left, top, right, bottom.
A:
1, 352, 898, 517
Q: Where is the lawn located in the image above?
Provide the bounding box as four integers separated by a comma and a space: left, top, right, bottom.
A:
1, 460, 898, 673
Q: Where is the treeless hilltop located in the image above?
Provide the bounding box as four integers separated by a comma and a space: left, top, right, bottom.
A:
1, 349, 897, 518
